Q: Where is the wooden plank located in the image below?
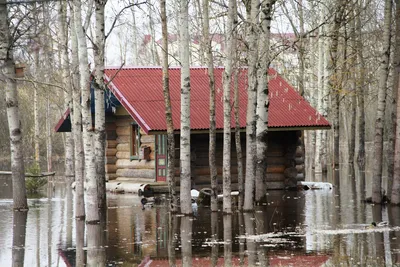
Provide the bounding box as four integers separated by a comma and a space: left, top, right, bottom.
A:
116, 126, 130, 136
117, 143, 130, 152
106, 131, 117, 140
107, 140, 118, 148
106, 156, 117, 164
117, 135, 130, 143
141, 135, 155, 144
105, 164, 117, 173
106, 173, 118, 180
106, 148, 117, 156
115, 116, 133, 126
116, 169, 155, 179
116, 151, 130, 159
116, 159, 155, 169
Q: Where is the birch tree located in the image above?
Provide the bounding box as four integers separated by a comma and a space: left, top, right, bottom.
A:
71, 1, 85, 220
180, 0, 193, 215
388, 0, 400, 200
243, 0, 259, 211
372, 0, 392, 203
161, 0, 177, 212
255, 0, 274, 203
93, 0, 107, 215
328, 0, 345, 170
58, 0, 74, 182
391, 0, 400, 205
356, 0, 366, 167
202, 0, 218, 212
221, 0, 236, 214
1, 0, 28, 211
74, 0, 98, 221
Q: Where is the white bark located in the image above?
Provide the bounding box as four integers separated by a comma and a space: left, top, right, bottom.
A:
58, 0, 75, 180
243, 0, 259, 211
255, 0, 274, 202
393, 67, 400, 205
161, 0, 177, 212
46, 97, 52, 172
74, 0, 98, 221
314, 8, 325, 173
71, 3, 85, 219
202, 0, 218, 212
222, 0, 236, 214
391, 0, 400, 205
34, 84, 40, 165
179, 0, 192, 215
94, 0, 107, 216
372, 0, 392, 203
1, 0, 28, 211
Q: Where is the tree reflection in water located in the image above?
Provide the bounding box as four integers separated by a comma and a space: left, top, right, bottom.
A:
12, 211, 27, 267
180, 216, 192, 267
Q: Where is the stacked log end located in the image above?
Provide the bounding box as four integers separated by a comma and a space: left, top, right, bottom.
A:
106, 117, 117, 180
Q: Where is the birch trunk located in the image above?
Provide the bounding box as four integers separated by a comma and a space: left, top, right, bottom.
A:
74, 0, 98, 221
93, 0, 107, 216
46, 97, 52, 172
243, 0, 259, 211
161, 0, 177, 212
391, 0, 400, 204
222, 0, 237, 214
58, 0, 74, 180
348, 4, 357, 163
255, 0, 274, 203
179, 0, 192, 215
328, 0, 344, 170
1, 0, 28, 211
314, 8, 325, 173
372, 0, 392, 203
71, 4, 85, 219
234, 70, 244, 210
388, 0, 400, 200
34, 83, 40, 166
356, 0, 366, 167
393, 68, 400, 205
202, 0, 218, 212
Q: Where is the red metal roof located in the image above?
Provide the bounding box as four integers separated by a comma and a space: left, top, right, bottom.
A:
104, 67, 330, 134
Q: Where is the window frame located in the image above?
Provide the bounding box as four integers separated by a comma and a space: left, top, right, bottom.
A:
130, 123, 141, 160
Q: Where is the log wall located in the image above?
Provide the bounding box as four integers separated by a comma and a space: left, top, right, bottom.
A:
179, 130, 305, 189
109, 115, 155, 181
105, 115, 117, 180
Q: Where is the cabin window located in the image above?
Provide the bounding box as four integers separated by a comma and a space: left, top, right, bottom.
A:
130, 124, 141, 160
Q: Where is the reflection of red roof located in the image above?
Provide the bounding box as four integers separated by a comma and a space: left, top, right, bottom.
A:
104, 67, 330, 134
140, 255, 330, 266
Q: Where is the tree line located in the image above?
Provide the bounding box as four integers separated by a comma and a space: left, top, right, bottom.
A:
1, 0, 400, 218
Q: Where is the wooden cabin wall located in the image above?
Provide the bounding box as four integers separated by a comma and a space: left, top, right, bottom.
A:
112, 115, 156, 181
179, 131, 304, 190
105, 115, 117, 180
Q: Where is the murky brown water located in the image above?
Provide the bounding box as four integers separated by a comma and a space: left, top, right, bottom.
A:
0, 163, 400, 266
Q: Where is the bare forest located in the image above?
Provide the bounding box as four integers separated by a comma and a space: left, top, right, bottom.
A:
1, 0, 400, 211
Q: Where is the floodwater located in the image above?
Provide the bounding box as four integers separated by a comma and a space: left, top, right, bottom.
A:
0, 164, 400, 266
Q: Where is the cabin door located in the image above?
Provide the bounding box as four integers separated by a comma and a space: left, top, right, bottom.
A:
156, 135, 167, 182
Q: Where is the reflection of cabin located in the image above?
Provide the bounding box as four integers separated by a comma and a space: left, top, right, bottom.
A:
55, 67, 330, 189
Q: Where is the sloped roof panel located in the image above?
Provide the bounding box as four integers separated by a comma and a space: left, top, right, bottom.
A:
104, 67, 330, 133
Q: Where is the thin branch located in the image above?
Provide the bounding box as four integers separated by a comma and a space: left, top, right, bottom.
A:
105, 62, 125, 86
105, 1, 147, 39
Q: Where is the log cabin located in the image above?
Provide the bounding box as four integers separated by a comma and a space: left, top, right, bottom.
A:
55, 67, 330, 189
